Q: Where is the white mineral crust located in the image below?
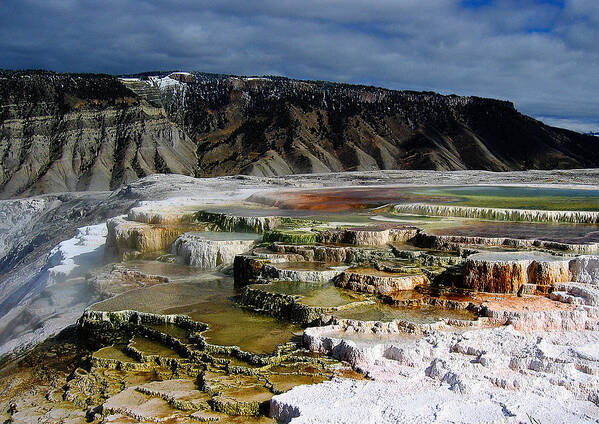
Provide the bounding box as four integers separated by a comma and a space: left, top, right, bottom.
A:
0, 223, 108, 357
271, 325, 599, 423
394, 203, 599, 224
171, 232, 256, 269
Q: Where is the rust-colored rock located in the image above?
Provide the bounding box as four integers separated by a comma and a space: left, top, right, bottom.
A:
463, 252, 571, 294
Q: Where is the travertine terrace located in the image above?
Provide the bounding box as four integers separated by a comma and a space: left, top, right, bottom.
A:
0, 170, 598, 423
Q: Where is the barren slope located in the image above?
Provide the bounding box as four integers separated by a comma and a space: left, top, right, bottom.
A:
1, 70, 597, 198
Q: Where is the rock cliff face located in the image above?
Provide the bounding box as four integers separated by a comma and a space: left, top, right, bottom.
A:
463, 251, 582, 293
2, 70, 599, 198
0, 71, 197, 198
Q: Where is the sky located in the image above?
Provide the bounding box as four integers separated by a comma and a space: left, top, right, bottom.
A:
1, 0, 598, 133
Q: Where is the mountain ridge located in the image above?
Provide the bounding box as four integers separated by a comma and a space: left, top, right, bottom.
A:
0, 69, 597, 198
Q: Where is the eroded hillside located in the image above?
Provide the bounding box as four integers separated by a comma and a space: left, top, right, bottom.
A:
1, 70, 597, 198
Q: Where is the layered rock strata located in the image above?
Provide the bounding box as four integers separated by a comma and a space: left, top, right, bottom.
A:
391, 247, 466, 267
234, 249, 371, 286
81, 309, 273, 367
463, 252, 599, 293
261, 263, 345, 283
271, 325, 599, 423
0, 103, 197, 198
412, 231, 599, 254
476, 293, 598, 331
263, 229, 318, 245
99, 381, 210, 422
395, 203, 599, 224
551, 283, 599, 308
317, 226, 419, 247
251, 248, 306, 263
234, 253, 339, 287
171, 233, 256, 269
463, 251, 571, 293
239, 282, 370, 324
193, 211, 280, 233
334, 270, 429, 296
75, 306, 355, 421
3, 71, 599, 199
271, 243, 396, 263
255, 223, 419, 248
380, 292, 480, 313
127, 206, 194, 225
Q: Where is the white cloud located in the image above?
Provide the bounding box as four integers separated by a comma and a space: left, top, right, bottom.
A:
536, 116, 599, 134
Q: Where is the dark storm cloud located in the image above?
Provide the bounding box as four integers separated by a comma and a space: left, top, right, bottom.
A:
1, 0, 598, 131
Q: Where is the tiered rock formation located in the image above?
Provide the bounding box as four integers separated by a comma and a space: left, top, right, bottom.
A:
261, 262, 344, 283
463, 251, 599, 294
171, 233, 256, 269
239, 281, 370, 325
317, 226, 419, 247
411, 230, 599, 254
192, 211, 280, 233
271, 325, 599, 423
272, 243, 396, 263
334, 270, 428, 296
395, 203, 599, 224
105, 215, 191, 259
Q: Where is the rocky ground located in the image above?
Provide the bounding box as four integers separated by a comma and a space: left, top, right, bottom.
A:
0, 169, 598, 423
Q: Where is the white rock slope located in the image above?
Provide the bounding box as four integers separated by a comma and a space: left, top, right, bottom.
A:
0, 223, 108, 358
171, 232, 256, 269
271, 325, 599, 423
46, 223, 107, 284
